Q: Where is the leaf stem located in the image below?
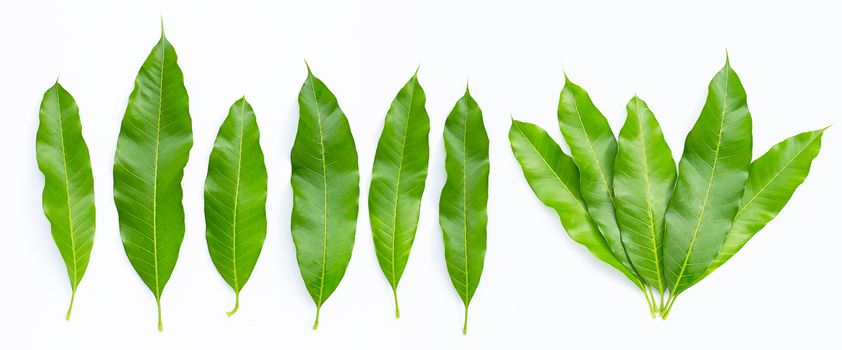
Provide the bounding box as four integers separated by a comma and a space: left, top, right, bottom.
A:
227, 291, 240, 317
313, 305, 321, 330
392, 287, 400, 318
156, 297, 163, 331
642, 286, 656, 318
65, 288, 77, 321
462, 304, 469, 335
661, 293, 678, 320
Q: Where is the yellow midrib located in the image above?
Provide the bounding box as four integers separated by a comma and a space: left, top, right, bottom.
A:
55, 87, 78, 289
151, 38, 167, 299
387, 80, 416, 288
309, 75, 329, 307
633, 99, 665, 293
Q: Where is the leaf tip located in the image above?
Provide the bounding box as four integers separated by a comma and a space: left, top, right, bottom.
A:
304, 59, 312, 74
159, 16, 165, 37
413, 65, 420, 77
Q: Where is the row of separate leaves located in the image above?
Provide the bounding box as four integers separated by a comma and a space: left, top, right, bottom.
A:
36, 28, 490, 333
509, 55, 827, 319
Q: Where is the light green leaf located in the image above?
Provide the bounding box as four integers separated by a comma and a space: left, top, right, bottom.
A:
508, 119, 640, 283
613, 97, 676, 296
204, 97, 268, 316
368, 71, 430, 318
663, 57, 752, 305
557, 77, 640, 283
36, 82, 96, 321
113, 29, 192, 331
291, 66, 359, 330
702, 127, 826, 279
439, 88, 489, 335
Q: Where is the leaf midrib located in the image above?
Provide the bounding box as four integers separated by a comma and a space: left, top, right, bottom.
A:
54, 86, 79, 289
632, 99, 664, 292
229, 100, 247, 292
151, 38, 167, 299
308, 75, 329, 307
387, 80, 417, 288
460, 97, 470, 304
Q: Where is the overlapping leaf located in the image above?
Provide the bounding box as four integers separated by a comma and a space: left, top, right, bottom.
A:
113, 29, 192, 331
36, 82, 96, 320
290, 67, 359, 329
439, 88, 489, 335
368, 72, 430, 317
205, 98, 267, 316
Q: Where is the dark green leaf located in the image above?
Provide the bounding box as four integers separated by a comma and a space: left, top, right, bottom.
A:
291, 66, 359, 329
36, 82, 96, 321
204, 98, 268, 316
368, 71, 430, 317
439, 88, 489, 335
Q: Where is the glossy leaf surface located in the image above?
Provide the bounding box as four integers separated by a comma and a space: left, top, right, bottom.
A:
204, 98, 267, 316
557, 77, 638, 280
36, 83, 96, 320
702, 128, 826, 278
291, 67, 359, 329
439, 89, 489, 334
663, 58, 752, 296
613, 97, 676, 294
113, 30, 192, 331
368, 72, 430, 317
508, 119, 640, 283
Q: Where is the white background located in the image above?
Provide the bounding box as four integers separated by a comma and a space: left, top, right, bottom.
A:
1, 0, 840, 349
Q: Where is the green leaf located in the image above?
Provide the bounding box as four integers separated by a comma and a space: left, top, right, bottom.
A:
701, 127, 826, 279
368, 71, 430, 318
291, 66, 359, 330
113, 29, 192, 331
36, 82, 96, 321
439, 88, 489, 335
204, 97, 268, 317
508, 119, 641, 283
557, 77, 640, 284
613, 97, 676, 296
663, 58, 752, 305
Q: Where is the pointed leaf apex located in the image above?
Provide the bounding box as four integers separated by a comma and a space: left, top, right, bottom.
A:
413, 65, 420, 77
563, 71, 571, 83
304, 59, 312, 74
160, 17, 165, 37
465, 82, 471, 95
725, 49, 731, 65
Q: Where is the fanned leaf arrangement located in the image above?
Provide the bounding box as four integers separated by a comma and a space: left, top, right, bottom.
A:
205, 98, 267, 316
113, 28, 192, 331
509, 56, 826, 320
439, 88, 489, 334
36, 82, 96, 321
291, 66, 359, 330
369, 71, 430, 318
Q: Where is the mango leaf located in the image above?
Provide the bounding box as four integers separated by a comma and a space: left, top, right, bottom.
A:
291, 66, 359, 330
36, 82, 96, 321
508, 119, 641, 284
368, 71, 430, 318
613, 97, 676, 297
113, 29, 192, 331
662, 57, 752, 314
557, 77, 640, 283
204, 97, 268, 316
701, 127, 827, 279
439, 88, 489, 335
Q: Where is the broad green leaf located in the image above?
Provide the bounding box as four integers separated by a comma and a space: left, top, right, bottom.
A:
439, 88, 489, 335
291, 66, 359, 330
113, 29, 192, 331
368, 71, 430, 317
701, 127, 826, 279
204, 97, 268, 316
36, 82, 96, 321
557, 77, 639, 283
508, 119, 641, 284
613, 97, 676, 295
663, 58, 752, 301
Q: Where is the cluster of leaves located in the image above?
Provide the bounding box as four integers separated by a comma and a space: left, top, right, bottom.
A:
509, 57, 826, 318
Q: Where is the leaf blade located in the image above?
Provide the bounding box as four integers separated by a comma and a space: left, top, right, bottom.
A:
113, 31, 192, 331
439, 89, 489, 334
36, 82, 96, 320
291, 68, 360, 329
204, 98, 268, 316
368, 72, 430, 317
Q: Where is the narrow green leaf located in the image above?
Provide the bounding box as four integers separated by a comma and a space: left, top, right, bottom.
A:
701, 127, 826, 279
663, 58, 752, 302
204, 97, 268, 316
113, 29, 192, 331
368, 71, 430, 318
291, 67, 359, 330
557, 77, 640, 284
508, 119, 641, 283
613, 97, 676, 296
439, 88, 489, 335
36, 82, 96, 321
